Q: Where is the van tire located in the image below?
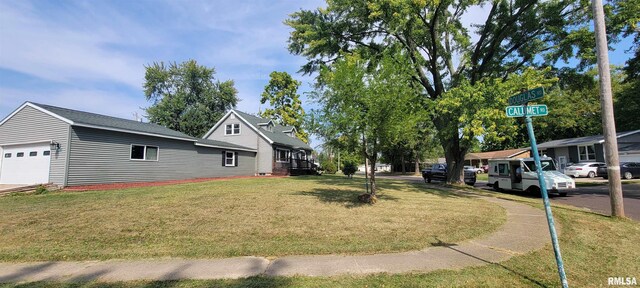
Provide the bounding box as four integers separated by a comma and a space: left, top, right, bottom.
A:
493, 182, 501, 192
559, 192, 568, 197
527, 186, 541, 196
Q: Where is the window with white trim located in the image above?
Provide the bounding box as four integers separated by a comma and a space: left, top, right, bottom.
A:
224, 151, 236, 166
276, 148, 289, 162
130, 145, 159, 161
578, 144, 596, 161
225, 123, 240, 135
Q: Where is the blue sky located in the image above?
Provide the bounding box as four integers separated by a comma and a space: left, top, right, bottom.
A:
0, 1, 635, 148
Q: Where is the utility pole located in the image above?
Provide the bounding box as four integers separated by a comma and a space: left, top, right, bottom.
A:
591, 0, 625, 217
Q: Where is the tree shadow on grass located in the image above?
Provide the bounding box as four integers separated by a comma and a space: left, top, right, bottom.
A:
294, 189, 400, 208
290, 175, 470, 199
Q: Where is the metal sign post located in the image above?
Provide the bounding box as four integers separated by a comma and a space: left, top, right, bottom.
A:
509, 88, 568, 288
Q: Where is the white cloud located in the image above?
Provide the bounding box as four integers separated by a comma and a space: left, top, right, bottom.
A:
0, 1, 154, 89
0, 87, 147, 121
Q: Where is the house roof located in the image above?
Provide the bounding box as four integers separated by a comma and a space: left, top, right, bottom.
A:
195, 139, 255, 152
1, 102, 254, 151
22, 102, 194, 141
227, 110, 312, 150
466, 148, 530, 160
536, 130, 640, 149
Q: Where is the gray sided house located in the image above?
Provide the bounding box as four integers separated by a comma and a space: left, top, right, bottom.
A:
0, 102, 256, 187
534, 130, 640, 170
203, 110, 314, 175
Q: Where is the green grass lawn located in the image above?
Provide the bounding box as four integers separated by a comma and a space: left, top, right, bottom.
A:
0, 178, 640, 288
7, 188, 639, 288
0, 175, 505, 262
476, 173, 488, 181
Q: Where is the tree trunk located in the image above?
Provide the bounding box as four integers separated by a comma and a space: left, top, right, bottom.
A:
368, 155, 377, 196
433, 115, 468, 184
414, 155, 421, 176
401, 154, 406, 175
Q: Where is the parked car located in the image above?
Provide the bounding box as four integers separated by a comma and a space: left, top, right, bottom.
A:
422, 164, 476, 185
464, 165, 483, 174
598, 162, 640, 179
481, 164, 489, 173
563, 162, 606, 178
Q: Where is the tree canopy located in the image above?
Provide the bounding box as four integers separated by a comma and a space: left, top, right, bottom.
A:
286, 0, 636, 182
143, 60, 238, 138
260, 71, 309, 143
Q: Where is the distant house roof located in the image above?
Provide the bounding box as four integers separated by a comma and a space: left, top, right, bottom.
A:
466, 148, 530, 160
1, 102, 254, 151
205, 110, 312, 151
536, 130, 640, 149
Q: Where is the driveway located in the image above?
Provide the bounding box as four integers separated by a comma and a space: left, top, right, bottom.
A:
0, 184, 28, 192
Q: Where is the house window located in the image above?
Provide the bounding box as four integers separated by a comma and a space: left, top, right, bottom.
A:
224, 151, 236, 166
29, 151, 37, 156
17, 152, 24, 157
578, 144, 596, 161
225, 123, 240, 135
4, 153, 10, 158
276, 148, 289, 162
130, 145, 159, 161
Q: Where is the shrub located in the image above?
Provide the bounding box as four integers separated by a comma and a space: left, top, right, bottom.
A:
323, 161, 337, 174
342, 161, 358, 178
34, 185, 48, 195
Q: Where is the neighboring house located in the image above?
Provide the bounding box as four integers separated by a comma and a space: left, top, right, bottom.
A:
0, 102, 256, 186
465, 148, 531, 167
534, 130, 640, 170
357, 163, 392, 172
203, 110, 314, 175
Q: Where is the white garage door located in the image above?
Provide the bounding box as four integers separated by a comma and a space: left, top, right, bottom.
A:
0, 143, 51, 184
619, 154, 640, 162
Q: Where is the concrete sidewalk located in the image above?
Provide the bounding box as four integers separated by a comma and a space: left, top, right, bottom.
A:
0, 196, 551, 283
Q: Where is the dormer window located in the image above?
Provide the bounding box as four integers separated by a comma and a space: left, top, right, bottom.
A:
259, 122, 274, 132
225, 123, 240, 135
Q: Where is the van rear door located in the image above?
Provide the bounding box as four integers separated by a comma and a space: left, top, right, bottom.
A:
497, 162, 512, 190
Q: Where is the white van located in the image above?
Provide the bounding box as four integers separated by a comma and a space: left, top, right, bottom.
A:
488, 157, 575, 196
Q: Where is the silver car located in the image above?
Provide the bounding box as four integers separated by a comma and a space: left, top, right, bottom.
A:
564, 162, 605, 178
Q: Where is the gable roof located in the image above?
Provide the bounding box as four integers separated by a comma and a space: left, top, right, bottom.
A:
232, 110, 312, 150
204, 110, 312, 150
537, 130, 640, 149
466, 148, 530, 160
27, 102, 195, 141
1, 102, 255, 151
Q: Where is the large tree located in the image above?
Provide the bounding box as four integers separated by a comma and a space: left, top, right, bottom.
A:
314, 52, 418, 198
144, 60, 239, 137
260, 71, 309, 143
286, 0, 627, 183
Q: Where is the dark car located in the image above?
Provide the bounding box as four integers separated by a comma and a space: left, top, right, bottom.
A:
597, 162, 640, 179
422, 164, 476, 186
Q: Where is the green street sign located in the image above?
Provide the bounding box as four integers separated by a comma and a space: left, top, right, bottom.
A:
508, 87, 544, 105
506, 104, 549, 117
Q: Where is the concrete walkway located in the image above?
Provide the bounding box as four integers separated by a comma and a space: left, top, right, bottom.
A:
0, 195, 551, 283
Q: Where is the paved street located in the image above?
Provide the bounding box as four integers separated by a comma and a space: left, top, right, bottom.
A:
473, 180, 640, 221
376, 174, 640, 221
